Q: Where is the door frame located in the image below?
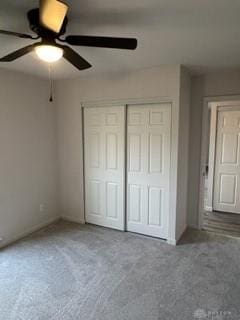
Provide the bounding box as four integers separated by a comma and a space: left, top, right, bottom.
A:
198, 95, 240, 229
81, 97, 176, 243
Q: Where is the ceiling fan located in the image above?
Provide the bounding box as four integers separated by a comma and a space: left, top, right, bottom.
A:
0, 0, 138, 70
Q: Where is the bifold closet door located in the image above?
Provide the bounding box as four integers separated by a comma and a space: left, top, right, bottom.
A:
84, 106, 125, 230
127, 104, 171, 239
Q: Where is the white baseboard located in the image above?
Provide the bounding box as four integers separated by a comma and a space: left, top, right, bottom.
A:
167, 238, 177, 246
61, 215, 85, 225
167, 224, 188, 246
0, 216, 60, 249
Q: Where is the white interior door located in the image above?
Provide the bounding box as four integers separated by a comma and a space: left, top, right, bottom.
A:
213, 109, 240, 213
84, 106, 125, 230
126, 103, 171, 239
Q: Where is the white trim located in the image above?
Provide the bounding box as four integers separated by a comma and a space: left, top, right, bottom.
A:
123, 105, 127, 231
0, 216, 60, 249
61, 216, 86, 224
198, 95, 240, 229
167, 238, 177, 246
81, 106, 87, 226
81, 97, 173, 108
206, 103, 218, 212
218, 105, 240, 111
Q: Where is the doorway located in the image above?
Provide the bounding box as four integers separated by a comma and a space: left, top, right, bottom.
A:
199, 98, 240, 237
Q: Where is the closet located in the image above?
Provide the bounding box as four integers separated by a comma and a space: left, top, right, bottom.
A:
84, 103, 171, 239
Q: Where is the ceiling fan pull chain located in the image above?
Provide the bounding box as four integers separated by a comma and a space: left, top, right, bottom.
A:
48, 63, 54, 102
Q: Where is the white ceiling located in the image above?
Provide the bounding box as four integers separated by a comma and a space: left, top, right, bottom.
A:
0, 0, 240, 79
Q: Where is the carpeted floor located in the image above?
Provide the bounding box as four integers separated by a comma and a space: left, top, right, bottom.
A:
1, 221, 240, 320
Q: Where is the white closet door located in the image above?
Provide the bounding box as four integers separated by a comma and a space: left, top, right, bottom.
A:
84, 106, 125, 230
213, 109, 240, 213
127, 103, 171, 239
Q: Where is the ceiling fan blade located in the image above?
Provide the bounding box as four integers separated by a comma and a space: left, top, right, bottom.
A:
0, 44, 36, 62
0, 29, 36, 39
64, 35, 138, 50
61, 45, 91, 70
40, 0, 69, 33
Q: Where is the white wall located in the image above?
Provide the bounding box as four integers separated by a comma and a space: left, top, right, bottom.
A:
188, 70, 240, 227
56, 65, 185, 242
176, 67, 191, 240
0, 69, 59, 246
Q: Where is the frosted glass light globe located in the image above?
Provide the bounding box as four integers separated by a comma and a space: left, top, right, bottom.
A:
35, 45, 63, 63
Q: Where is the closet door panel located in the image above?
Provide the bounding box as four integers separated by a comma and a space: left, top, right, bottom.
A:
84, 106, 125, 230
127, 104, 171, 239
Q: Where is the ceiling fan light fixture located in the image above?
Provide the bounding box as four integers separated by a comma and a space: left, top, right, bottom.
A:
35, 44, 63, 63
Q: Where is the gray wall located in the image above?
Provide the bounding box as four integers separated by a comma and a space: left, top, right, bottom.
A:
188, 70, 240, 227
0, 69, 59, 246
2, 64, 238, 245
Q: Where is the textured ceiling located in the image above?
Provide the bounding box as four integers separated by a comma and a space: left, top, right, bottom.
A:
0, 0, 240, 79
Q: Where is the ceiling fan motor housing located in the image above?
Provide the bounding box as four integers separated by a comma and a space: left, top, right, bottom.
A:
27, 9, 68, 39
